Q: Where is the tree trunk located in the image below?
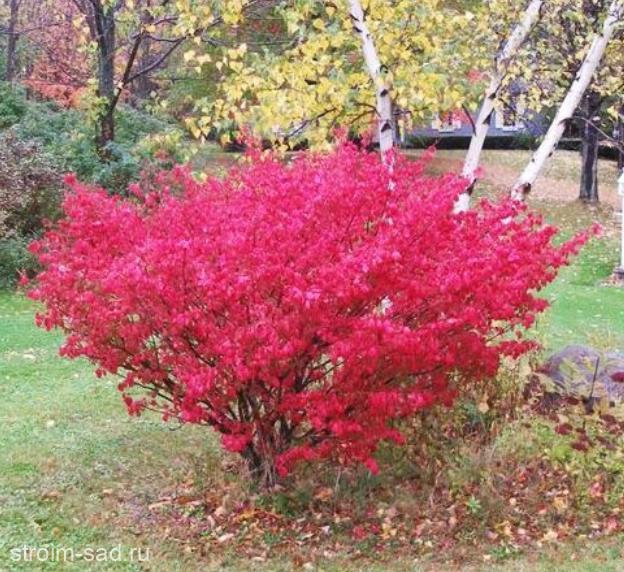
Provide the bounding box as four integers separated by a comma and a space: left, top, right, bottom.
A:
348, 0, 395, 156
134, 2, 155, 102
455, 0, 543, 212
579, 91, 601, 203
511, 0, 622, 200
5, 0, 20, 82
134, 40, 154, 102
97, 110, 115, 153
242, 444, 279, 489
92, 3, 117, 156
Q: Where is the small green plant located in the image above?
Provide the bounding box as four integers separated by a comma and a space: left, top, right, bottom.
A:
262, 531, 283, 547
466, 495, 482, 515
489, 541, 521, 561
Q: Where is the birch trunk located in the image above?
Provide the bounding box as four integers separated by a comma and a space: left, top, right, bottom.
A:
348, 0, 395, 155
511, 0, 623, 200
455, 0, 543, 212
349, 0, 394, 318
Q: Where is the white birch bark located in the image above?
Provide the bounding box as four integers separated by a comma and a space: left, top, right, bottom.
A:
349, 0, 395, 155
511, 0, 623, 200
349, 0, 394, 316
454, 0, 543, 213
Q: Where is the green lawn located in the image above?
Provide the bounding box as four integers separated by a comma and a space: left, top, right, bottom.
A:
2, 150, 624, 571
538, 217, 624, 351
0, 293, 224, 571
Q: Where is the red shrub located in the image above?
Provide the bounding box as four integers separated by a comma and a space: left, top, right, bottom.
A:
28, 145, 588, 485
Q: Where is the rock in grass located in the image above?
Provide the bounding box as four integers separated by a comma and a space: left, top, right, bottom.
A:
538, 345, 624, 404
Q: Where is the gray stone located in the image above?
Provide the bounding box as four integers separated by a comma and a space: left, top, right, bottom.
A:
538, 344, 624, 404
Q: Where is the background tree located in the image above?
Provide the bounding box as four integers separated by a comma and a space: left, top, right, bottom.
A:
22, 2, 90, 106
349, 0, 394, 154
71, 0, 189, 155
507, 0, 624, 200
183, 0, 493, 149
456, 0, 544, 212
3, 0, 20, 81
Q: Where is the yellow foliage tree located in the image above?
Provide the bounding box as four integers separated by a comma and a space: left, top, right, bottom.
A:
179, 0, 499, 149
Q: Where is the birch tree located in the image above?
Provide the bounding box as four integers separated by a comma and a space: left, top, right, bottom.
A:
348, 0, 394, 154
183, 0, 490, 150
511, 0, 623, 200
455, 0, 543, 212
501, 0, 624, 203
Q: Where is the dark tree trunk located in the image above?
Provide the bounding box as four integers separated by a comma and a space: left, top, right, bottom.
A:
97, 109, 115, 154
5, 0, 20, 82
579, 91, 601, 203
81, 0, 116, 156
242, 443, 279, 489
96, 8, 116, 154
133, 3, 156, 102
237, 408, 291, 489
134, 39, 155, 101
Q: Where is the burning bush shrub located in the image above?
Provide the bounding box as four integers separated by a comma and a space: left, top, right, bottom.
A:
28, 145, 588, 485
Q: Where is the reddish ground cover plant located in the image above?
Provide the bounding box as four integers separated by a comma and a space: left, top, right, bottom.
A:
28, 144, 589, 486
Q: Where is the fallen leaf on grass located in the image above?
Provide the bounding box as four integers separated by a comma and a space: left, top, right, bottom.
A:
217, 532, 235, 543
541, 529, 558, 542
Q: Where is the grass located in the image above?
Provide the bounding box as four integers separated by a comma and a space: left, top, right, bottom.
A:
0, 293, 225, 570
2, 150, 624, 570
409, 148, 621, 206
534, 206, 624, 350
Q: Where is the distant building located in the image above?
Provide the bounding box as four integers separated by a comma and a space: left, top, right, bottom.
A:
407, 106, 546, 142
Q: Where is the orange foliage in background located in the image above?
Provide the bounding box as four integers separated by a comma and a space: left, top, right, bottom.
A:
22, 3, 90, 107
